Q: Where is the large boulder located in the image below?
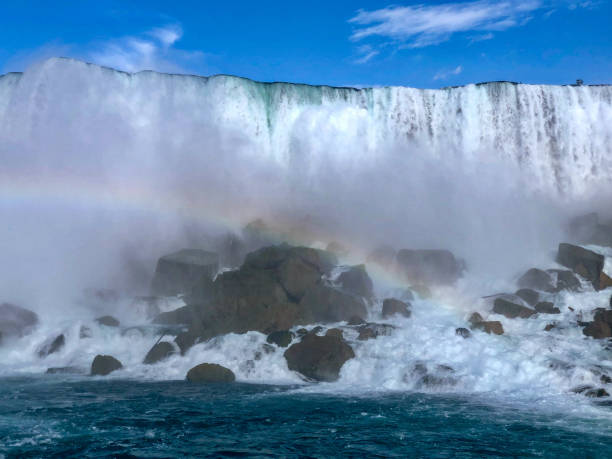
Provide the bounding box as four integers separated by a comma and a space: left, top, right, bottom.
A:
382, 298, 411, 318
143, 341, 176, 364
153, 305, 202, 327
515, 289, 539, 306
517, 268, 555, 292
243, 244, 337, 276
186, 363, 235, 383
90, 355, 123, 376
284, 333, 355, 382
357, 323, 396, 340
298, 284, 367, 324
583, 309, 612, 339
547, 269, 581, 292
556, 243, 606, 290
395, 249, 464, 286
0, 303, 38, 343
336, 265, 374, 302
151, 249, 219, 297
492, 297, 536, 319
38, 334, 65, 358
535, 302, 560, 314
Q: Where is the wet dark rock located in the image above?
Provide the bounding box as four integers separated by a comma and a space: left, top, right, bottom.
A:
469, 312, 504, 335
174, 330, 202, 354
515, 288, 539, 306
582, 320, 612, 339
284, 333, 355, 382
0, 303, 39, 341
455, 327, 471, 338
517, 268, 555, 292
396, 249, 464, 286
90, 355, 123, 376
544, 323, 557, 332
357, 323, 396, 341
243, 244, 337, 276
38, 334, 65, 358
326, 241, 349, 258
535, 302, 560, 314
296, 328, 309, 337
266, 330, 295, 348
96, 316, 120, 327
298, 284, 367, 325
547, 269, 581, 292
382, 298, 411, 319
586, 388, 610, 398
186, 363, 235, 383
143, 341, 176, 364
493, 297, 536, 319
309, 326, 324, 335
572, 384, 593, 394
556, 243, 605, 290
325, 328, 343, 339
568, 213, 612, 247
153, 305, 201, 327
151, 249, 219, 297
46, 366, 84, 375
336, 265, 374, 301
410, 362, 457, 388
602, 375, 612, 384
583, 308, 612, 339
276, 254, 322, 301
346, 315, 366, 326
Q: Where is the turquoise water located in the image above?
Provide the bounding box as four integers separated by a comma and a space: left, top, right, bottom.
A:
1, 377, 611, 458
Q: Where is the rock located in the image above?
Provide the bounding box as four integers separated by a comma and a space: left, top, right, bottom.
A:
90, 355, 123, 376
174, 330, 202, 354
382, 298, 411, 318
395, 249, 464, 286
0, 303, 39, 341
469, 313, 503, 335
296, 328, 309, 337
243, 244, 337, 276
95, 316, 120, 327
153, 305, 202, 327
46, 366, 83, 375
143, 341, 176, 364
535, 302, 560, 314
410, 362, 457, 389
346, 315, 366, 325
568, 213, 612, 247
517, 268, 555, 292
284, 333, 355, 382
266, 330, 295, 348
242, 218, 282, 248
38, 334, 65, 358
583, 320, 612, 339
556, 243, 606, 290
309, 326, 324, 335
367, 245, 396, 268
515, 288, 539, 306
493, 297, 536, 319
336, 265, 374, 301
455, 327, 471, 338
325, 328, 343, 339
151, 249, 219, 297
186, 363, 236, 383
577, 387, 611, 398
547, 269, 581, 292
544, 323, 557, 331
276, 255, 322, 301
357, 323, 396, 341
188, 275, 216, 304
298, 284, 367, 324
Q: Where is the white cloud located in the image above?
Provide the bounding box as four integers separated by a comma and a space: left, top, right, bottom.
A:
89, 24, 203, 74
349, 1, 542, 48
433, 65, 463, 81
353, 45, 380, 64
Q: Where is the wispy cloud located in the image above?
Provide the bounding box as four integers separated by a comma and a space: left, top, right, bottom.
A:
433, 65, 463, 81
89, 24, 204, 74
349, 1, 542, 48
353, 45, 380, 64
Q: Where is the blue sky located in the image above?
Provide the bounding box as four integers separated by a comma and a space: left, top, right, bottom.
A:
0, 0, 610, 88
